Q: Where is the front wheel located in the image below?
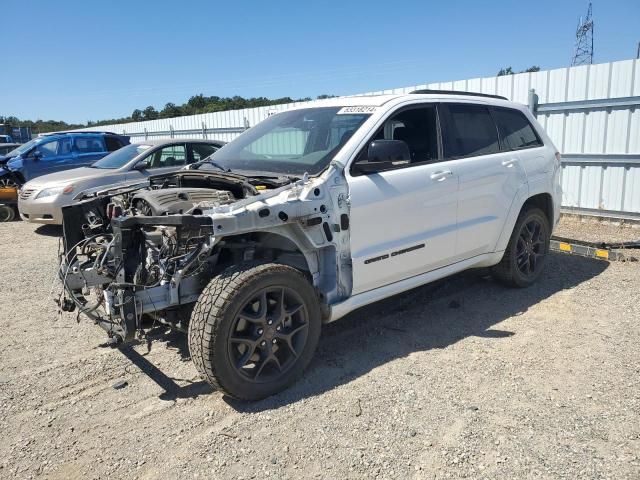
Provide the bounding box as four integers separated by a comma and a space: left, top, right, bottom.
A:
0, 204, 16, 222
0, 177, 18, 188
492, 207, 550, 288
188, 262, 321, 400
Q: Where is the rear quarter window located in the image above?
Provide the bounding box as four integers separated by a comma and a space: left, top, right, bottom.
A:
105, 136, 124, 152
492, 107, 543, 150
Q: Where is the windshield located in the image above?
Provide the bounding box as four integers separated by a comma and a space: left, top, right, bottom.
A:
91, 144, 152, 169
212, 107, 371, 176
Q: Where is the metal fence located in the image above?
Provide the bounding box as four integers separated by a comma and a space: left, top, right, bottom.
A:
532, 94, 640, 220
77, 59, 640, 220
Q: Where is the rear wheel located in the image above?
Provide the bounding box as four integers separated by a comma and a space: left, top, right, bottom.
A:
188, 262, 321, 400
492, 207, 550, 288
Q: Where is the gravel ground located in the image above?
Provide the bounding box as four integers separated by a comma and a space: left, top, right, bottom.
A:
554, 215, 640, 245
0, 220, 639, 480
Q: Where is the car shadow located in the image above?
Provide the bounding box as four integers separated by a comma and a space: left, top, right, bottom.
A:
118, 340, 214, 401
225, 252, 608, 412
113, 252, 608, 405
34, 224, 63, 237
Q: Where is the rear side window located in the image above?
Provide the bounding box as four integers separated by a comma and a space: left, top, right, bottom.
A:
441, 104, 499, 159
75, 137, 105, 153
493, 108, 543, 150
105, 136, 124, 152
59, 138, 72, 155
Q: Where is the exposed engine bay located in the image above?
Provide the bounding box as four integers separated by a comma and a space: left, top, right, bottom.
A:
130, 188, 235, 216
58, 166, 352, 343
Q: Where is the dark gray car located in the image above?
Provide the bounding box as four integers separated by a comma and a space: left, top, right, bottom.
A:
18, 138, 225, 224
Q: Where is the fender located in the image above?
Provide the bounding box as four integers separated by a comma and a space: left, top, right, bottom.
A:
493, 181, 530, 253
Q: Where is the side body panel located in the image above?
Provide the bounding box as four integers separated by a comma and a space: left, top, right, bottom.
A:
454, 148, 528, 258
348, 163, 459, 294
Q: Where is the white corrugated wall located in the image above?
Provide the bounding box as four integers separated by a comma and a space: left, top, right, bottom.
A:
76, 58, 640, 218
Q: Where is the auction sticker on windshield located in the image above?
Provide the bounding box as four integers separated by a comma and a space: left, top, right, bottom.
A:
337, 106, 377, 114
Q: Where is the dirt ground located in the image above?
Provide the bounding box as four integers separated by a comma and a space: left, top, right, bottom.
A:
0, 218, 638, 480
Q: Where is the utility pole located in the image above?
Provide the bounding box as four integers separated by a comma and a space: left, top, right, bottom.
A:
571, 2, 594, 66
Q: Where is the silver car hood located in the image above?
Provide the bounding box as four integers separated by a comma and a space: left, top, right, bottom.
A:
26, 167, 122, 188
29, 167, 108, 187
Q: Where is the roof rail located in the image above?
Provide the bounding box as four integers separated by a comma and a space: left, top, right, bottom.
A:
410, 89, 508, 101
42, 130, 120, 136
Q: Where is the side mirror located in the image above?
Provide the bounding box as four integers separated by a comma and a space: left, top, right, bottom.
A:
354, 140, 411, 174
31, 150, 43, 161
134, 160, 149, 171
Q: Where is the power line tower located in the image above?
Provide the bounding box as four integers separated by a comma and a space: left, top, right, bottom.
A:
572, 2, 594, 66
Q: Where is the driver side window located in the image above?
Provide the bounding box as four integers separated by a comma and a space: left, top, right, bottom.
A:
35, 140, 60, 158
147, 144, 187, 168
353, 105, 440, 173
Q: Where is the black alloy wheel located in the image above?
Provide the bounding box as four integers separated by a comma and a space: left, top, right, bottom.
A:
188, 262, 322, 400
492, 207, 550, 288
515, 218, 545, 277
228, 286, 309, 382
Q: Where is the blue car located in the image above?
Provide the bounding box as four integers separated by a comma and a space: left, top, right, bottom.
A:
0, 131, 130, 187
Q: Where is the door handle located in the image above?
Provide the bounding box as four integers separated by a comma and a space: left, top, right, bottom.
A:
502, 159, 518, 168
430, 170, 453, 181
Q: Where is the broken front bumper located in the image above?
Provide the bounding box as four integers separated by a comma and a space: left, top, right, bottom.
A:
59, 198, 215, 343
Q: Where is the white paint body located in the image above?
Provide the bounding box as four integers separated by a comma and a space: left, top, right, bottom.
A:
201, 93, 561, 322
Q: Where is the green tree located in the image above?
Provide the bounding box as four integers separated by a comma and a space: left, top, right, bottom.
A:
160, 103, 182, 118
2, 92, 336, 133
498, 65, 541, 76
187, 94, 207, 110
142, 106, 159, 120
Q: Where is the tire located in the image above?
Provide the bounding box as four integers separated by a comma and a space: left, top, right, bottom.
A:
492, 207, 550, 288
0, 204, 16, 222
188, 262, 321, 400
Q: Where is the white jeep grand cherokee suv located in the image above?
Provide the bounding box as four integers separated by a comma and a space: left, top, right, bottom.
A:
59, 90, 561, 400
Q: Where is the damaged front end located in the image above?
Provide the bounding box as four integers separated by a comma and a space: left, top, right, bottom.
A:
60, 198, 219, 343
58, 167, 352, 344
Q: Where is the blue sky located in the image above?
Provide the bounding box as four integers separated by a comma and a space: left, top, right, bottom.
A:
2, 0, 638, 123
